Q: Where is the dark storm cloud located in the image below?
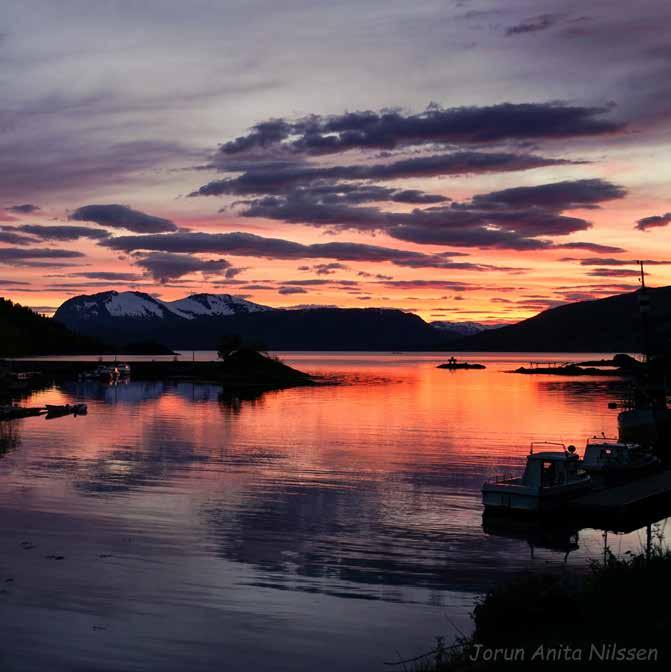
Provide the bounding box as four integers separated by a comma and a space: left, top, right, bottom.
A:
132, 251, 233, 282
11, 224, 111, 241
197, 152, 570, 196
7, 204, 40, 214
102, 230, 507, 268
636, 212, 671, 231
469, 179, 626, 210
505, 14, 558, 37
70, 204, 178, 233
219, 103, 623, 157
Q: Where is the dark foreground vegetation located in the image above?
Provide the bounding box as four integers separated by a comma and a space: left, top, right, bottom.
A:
0, 297, 102, 357
407, 546, 669, 671
0, 298, 175, 357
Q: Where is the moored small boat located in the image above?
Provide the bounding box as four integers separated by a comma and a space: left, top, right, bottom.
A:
44, 403, 88, 418
482, 443, 591, 514
581, 436, 659, 477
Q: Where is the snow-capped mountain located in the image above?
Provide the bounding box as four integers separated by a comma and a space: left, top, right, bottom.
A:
64, 291, 176, 320
53, 290, 448, 350
167, 293, 271, 319
430, 320, 489, 336
56, 290, 273, 323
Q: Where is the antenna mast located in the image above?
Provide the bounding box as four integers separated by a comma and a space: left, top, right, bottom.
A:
637, 260, 650, 364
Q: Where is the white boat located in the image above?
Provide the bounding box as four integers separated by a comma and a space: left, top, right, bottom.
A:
482, 443, 592, 514
581, 436, 659, 475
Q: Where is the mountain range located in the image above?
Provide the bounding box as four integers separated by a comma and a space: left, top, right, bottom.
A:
54, 291, 457, 350
42, 285, 671, 353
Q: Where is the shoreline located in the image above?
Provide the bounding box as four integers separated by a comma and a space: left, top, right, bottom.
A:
1, 353, 321, 401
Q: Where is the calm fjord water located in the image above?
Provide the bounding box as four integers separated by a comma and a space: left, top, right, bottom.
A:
0, 353, 665, 671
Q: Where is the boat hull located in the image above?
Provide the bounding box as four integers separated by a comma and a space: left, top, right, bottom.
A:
482, 479, 591, 514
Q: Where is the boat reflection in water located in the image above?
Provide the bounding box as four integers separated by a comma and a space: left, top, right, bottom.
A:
483, 502, 671, 564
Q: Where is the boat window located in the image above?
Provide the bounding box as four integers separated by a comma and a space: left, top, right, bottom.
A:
541, 462, 557, 487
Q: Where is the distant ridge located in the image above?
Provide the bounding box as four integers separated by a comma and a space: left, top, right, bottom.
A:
453, 286, 671, 353
52, 287, 669, 352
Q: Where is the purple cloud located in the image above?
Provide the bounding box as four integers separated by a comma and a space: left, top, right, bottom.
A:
219, 102, 623, 157
636, 212, 671, 231
70, 204, 177, 233
7, 204, 40, 214
133, 251, 234, 282
11, 224, 111, 241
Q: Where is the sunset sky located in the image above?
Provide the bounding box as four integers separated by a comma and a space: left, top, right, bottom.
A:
1, 0, 670, 324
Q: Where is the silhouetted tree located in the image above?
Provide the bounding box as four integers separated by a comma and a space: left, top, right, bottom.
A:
217, 334, 267, 360
217, 334, 242, 360
0, 297, 103, 357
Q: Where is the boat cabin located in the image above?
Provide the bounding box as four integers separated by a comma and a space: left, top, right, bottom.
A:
522, 448, 583, 490
582, 436, 657, 474
482, 443, 591, 513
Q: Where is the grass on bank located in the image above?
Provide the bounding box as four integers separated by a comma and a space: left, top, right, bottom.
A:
399, 542, 670, 671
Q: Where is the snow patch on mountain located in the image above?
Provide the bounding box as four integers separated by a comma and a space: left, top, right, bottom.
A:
431, 320, 489, 336
105, 292, 171, 318
167, 293, 272, 319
